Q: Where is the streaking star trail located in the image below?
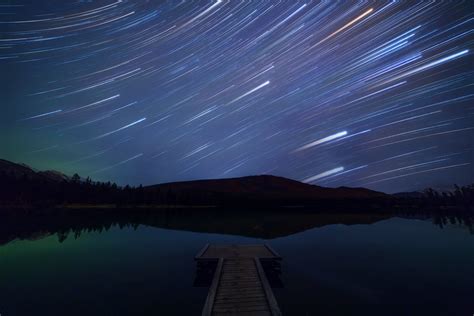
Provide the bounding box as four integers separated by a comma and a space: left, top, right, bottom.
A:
294, 131, 348, 152
1, 1, 473, 193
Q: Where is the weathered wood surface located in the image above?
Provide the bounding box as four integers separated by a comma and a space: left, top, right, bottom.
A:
201, 258, 224, 316
196, 244, 281, 260
197, 244, 282, 316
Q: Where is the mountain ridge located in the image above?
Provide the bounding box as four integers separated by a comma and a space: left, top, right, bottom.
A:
0, 158, 70, 183
148, 174, 387, 199
0, 158, 388, 207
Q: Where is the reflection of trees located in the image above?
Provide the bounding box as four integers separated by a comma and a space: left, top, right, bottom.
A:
1, 210, 392, 245
55, 221, 141, 243
0, 209, 472, 247
432, 214, 473, 234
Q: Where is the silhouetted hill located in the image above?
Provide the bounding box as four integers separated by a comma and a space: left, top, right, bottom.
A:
0, 159, 69, 183
0, 159, 385, 200
2, 158, 471, 211
147, 175, 388, 204
0, 159, 390, 208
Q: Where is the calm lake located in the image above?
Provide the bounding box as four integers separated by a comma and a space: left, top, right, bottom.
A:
0, 210, 473, 315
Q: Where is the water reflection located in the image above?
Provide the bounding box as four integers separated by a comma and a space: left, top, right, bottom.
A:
1, 208, 472, 246
194, 260, 218, 287
1, 210, 473, 316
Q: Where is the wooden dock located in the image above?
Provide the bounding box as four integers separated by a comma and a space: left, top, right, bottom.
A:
195, 244, 282, 316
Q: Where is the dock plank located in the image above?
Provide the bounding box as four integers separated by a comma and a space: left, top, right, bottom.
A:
197, 244, 282, 316
196, 244, 280, 260
213, 312, 271, 316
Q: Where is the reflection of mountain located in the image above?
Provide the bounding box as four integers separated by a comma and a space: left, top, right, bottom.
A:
151, 210, 392, 238
0, 209, 392, 245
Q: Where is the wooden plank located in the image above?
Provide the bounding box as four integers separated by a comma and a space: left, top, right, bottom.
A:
220, 273, 259, 278
221, 271, 258, 276
221, 271, 258, 275
215, 297, 267, 303
224, 263, 256, 266
216, 293, 266, 300
217, 283, 262, 289
221, 268, 256, 272
220, 277, 260, 282
219, 280, 261, 285
202, 258, 223, 316
218, 286, 261, 290
215, 300, 268, 306
218, 284, 262, 289
217, 284, 263, 291
197, 244, 278, 260
216, 289, 264, 295
214, 301, 268, 308
218, 288, 262, 293
213, 300, 268, 307
216, 290, 264, 296
254, 258, 282, 316
213, 306, 269, 312
212, 305, 270, 312
220, 276, 259, 280
219, 279, 260, 283
220, 274, 259, 278
222, 268, 257, 271
216, 295, 266, 302
213, 312, 271, 316
219, 285, 262, 289
223, 265, 256, 268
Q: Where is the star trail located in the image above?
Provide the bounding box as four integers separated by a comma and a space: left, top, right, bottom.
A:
1, 1, 473, 193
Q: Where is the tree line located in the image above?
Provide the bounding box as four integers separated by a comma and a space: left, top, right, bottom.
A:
0, 169, 472, 211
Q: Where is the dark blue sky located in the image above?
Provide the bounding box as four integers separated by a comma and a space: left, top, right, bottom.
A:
1, 1, 473, 193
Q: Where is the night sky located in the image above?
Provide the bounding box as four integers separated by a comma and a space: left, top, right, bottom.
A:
1, 1, 473, 193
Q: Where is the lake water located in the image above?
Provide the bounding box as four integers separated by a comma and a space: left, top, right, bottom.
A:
0, 211, 473, 315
